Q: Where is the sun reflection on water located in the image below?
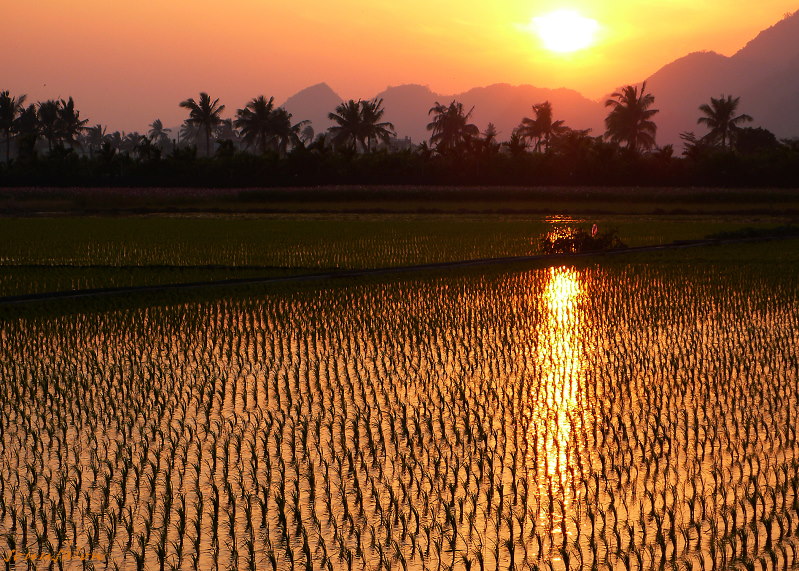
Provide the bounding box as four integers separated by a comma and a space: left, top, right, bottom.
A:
528, 266, 588, 536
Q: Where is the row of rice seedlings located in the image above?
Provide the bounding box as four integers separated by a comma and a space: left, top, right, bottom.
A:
1, 263, 798, 570
0, 219, 540, 271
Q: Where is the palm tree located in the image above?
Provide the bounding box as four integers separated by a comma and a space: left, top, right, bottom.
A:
82, 124, 107, 159
604, 82, 659, 153
504, 130, 529, 157
518, 101, 566, 152
120, 132, 143, 156
179, 92, 225, 156
0, 91, 27, 162
34, 98, 87, 152
300, 125, 315, 147
148, 119, 172, 150
327, 99, 394, 152
178, 122, 200, 149
215, 118, 239, 149
270, 108, 308, 157
37, 100, 61, 151
479, 123, 501, 156
697, 95, 752, 151
552, 128, 595, 162
235, 96, 276, 155
328, 100, 365, 152
104, 131, 124, 153
57, 97, 88, 150
358, 98, 395, 152
426, 101, 479, 155
13, 105, 39, 159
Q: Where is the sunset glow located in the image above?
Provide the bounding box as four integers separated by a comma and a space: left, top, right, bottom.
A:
2, 0, 797, 132
532, 10, 599, 53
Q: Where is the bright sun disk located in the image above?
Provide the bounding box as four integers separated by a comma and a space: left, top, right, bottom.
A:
532, 9, 599, 53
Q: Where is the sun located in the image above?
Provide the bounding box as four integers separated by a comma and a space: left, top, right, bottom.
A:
532, 9, 599, 53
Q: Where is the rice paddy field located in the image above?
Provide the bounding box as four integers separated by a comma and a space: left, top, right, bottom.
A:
0, 214, 793, 298
2, 204, 799, 570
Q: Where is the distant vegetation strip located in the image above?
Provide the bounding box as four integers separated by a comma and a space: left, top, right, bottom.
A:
2, 185, 799, 217
3, 87, 799, 187
1, 234, 791, 306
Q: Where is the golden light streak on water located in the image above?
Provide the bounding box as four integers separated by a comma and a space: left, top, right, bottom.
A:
530, 266, 587, 541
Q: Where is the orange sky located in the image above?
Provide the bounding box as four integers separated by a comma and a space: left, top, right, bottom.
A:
4, 0, 797, 132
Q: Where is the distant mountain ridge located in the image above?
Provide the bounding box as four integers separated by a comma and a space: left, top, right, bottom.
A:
645, 10, 799, 146
282, 82, 604, 145
281, 83, 343, 138
280, 11, 799, 148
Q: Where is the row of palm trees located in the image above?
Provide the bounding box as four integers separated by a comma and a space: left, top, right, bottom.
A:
175, 93, 399, 157
178, 93, 314, 158
0, 93, 88, 161
426, 83, 753, 157
0, 85, 757, 162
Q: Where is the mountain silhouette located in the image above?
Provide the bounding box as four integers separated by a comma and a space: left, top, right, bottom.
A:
278, 12, 799, 149
645, 10, 799, 145
376, 84, 604, 143
280, 82, 603, 145
280, 83, 344, 136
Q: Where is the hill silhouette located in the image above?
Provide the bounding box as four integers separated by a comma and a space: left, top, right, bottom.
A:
280, 82, 603, 145
280, 83, 343, 137
375, 83, 604, 143
276, 12, 799, 149
645, 10, 799, 146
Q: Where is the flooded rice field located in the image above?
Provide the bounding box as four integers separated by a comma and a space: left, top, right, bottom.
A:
1, 261, 798, 570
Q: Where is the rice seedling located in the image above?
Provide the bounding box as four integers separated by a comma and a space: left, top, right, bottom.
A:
1, 249, 798, 569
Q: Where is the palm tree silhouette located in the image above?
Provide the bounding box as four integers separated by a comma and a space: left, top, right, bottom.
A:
270, 108, 308, 157
179, 92, 225, 157
37, 100, 61, 151
504, 130, 529, 157
235, 96, 307, 157
36, 98, 88, 152
13, 104, 39, 159
518, 101, 566, 152
426, 101, 479, 155
300, 125, 315, 147
0, 91, 27, 162
327, 100, 364, 152
604, 82, 659, 153
178, 122, 200, 149
235, 96, 277, 155
120, 132, 144, 156
697, 95, 752, 151
479, 123, 501, 157
148, 119, 172, 150
82, 124, 107, 159
57, 97, 88, 150
328, 99, 394, 152
215, 118, 239, 149
358, 98, 395, 152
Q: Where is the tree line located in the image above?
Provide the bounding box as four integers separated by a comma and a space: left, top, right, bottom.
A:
1, 85, 798, 187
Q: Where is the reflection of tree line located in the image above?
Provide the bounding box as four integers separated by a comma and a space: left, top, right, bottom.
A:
1, 85, 796, 186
